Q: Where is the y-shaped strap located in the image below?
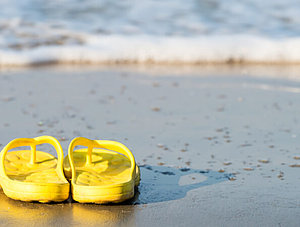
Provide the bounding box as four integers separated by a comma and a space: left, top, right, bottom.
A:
68, 137, 136, 179
0, 136, 64, 178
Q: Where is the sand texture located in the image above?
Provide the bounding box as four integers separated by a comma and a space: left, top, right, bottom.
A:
0, 65, 299, 226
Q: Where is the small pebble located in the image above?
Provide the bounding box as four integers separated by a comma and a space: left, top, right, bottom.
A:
1, 96, 15, 102
240, 144, 252, 147
289, 164, 300, 168
152, 82, 160, 87
157, 144, 164, 148
151, 107, 161, 112
258, 159, 270, 164
277, 171, 284, 179
172, 82, 179, 87
37, 121, 44, 126
223, 162, 232, 166
87, 125, 94, 129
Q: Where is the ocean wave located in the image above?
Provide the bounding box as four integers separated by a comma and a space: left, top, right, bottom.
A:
2, 34, 300, 66
1, 0, 300, 66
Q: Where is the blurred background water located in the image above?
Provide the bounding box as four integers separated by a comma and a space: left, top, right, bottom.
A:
1, 0, 300, 65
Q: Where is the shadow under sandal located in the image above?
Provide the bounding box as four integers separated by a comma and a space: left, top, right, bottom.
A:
0, 136, 70, 203
65, 137, 140, 204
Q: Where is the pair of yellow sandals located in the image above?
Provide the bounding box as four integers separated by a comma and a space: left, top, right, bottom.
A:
0, 136, 140, 203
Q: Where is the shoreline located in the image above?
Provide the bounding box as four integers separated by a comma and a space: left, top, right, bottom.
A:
2, 60, 300, 68
2, 34, 300, 67
2, 64, 300, 82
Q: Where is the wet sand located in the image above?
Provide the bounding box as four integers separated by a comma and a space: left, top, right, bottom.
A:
0, 65, 300, 226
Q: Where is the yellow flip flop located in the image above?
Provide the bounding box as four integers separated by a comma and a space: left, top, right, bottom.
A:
0, 136, 70, 203
64, 137, 140, 203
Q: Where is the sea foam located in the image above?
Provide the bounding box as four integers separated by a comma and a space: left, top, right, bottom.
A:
2, 34, 300, 66
1, 0, 300, 66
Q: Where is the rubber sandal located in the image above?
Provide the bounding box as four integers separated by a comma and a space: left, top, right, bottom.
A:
64, 137, 140, 203
0, 136, 70, 203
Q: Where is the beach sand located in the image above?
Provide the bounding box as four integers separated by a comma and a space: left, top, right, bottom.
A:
0, 65, 299, 226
